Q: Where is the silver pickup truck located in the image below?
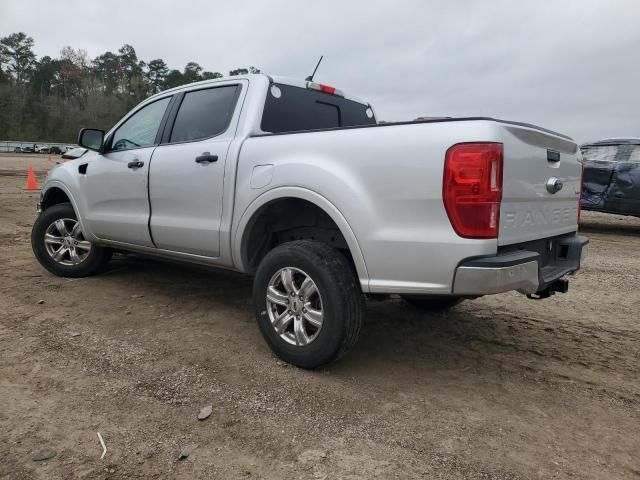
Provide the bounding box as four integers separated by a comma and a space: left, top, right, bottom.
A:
31, 74, 587, 368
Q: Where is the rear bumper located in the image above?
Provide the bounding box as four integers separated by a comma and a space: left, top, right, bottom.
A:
453, 235, 588, 296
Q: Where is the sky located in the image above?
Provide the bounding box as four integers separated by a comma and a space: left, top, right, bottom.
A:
1, 0, 639, 143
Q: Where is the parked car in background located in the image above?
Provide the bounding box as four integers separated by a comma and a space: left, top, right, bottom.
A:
11, 144, 72, 155
32, 74, 587, 368
581, 138, 640, 217
48, 146, 64, 155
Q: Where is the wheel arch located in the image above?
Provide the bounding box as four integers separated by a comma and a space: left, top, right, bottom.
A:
39, 181, 91, 241
41, 186, 72, 209
233, 187, 370, 292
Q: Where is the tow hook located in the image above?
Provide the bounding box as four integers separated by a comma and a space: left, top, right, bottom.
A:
526, 278, 569, 300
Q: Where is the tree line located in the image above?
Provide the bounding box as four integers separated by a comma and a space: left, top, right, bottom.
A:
0, 32, 260, 143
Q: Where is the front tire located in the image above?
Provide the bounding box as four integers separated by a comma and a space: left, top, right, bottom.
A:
253, 240, 364, 369
31, 203, 111, 277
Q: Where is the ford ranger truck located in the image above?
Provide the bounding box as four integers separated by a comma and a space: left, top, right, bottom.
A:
31, 74, 588, 368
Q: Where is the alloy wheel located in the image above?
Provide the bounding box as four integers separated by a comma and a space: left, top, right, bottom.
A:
43, 218, 92, 266
266, 267, 324, 346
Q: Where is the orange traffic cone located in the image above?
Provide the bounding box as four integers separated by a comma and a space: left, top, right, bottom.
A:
24, 165, 39, 190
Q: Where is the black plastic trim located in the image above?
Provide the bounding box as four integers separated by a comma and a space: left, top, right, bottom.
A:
457, 235, 588, 293
159, 92, 184, 144
460, 250, 540, 268
547, 149, 561, 162
155, 95, 180, 145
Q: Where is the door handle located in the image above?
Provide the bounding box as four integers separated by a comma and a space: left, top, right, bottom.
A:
127, 160, 144, 169
195, 153, 218, 164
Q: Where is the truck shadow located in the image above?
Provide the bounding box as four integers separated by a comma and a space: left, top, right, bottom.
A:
101, 254, 581, 382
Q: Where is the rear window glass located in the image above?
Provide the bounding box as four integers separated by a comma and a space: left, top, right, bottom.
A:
170, 85, 239, 143
261, 83, 376, 133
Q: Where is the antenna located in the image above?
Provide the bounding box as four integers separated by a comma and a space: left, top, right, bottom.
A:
305, 56, 324, 82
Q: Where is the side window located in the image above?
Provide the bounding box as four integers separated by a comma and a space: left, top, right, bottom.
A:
110, 97, 171, 152
169, 86, 240, 143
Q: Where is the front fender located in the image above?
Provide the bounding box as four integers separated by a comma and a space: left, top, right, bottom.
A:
41, 164, 96, 243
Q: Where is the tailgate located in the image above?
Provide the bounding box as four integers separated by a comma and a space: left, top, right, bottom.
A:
499, 124, 581, 245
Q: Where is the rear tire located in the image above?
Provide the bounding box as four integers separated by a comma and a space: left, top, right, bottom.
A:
31, 203, 112, 278
253, 240, 364, 369
401, 295, 463, 310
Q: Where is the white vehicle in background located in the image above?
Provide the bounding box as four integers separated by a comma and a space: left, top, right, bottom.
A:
31, 74, 587, 368
34, 145, 49, 154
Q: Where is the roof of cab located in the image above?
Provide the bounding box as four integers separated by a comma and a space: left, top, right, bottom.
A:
146, 73, 370, 106
146, 73, 266, 100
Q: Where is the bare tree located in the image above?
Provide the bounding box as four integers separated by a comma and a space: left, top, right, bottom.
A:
0, 32, 36, 83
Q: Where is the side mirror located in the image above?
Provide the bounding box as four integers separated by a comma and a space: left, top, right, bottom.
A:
78, 128, 105, 151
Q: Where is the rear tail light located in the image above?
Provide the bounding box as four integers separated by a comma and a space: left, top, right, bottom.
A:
443, 142, 503, 239
578, 160, 584, 224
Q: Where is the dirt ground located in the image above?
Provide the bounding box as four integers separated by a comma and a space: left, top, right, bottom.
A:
1, 153, 639, 479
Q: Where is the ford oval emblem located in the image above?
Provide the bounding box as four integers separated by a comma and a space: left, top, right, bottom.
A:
546, 177, 563, 194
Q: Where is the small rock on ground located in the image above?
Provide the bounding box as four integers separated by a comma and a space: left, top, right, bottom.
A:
198, 404, 212, 420
31, 450, 56, 461
178, 444, 198, 460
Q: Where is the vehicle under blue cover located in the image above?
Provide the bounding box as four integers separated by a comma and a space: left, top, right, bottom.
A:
581, 138, 640, 217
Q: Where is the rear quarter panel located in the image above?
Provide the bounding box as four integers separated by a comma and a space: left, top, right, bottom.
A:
233, 121, 502, 293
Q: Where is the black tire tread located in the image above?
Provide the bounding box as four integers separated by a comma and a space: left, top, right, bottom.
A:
254, 240, 364, 368
274, 240, 363, 362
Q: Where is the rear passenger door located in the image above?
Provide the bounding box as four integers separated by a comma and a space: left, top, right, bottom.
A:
148, 81, 244, 257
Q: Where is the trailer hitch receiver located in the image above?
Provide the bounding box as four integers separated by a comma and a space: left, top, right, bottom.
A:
527, 278, 569, 300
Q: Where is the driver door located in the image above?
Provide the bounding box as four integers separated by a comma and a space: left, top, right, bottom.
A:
81, 96, 173, 246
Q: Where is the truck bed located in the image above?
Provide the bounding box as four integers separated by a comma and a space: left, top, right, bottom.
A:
235, 117, 582, 294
